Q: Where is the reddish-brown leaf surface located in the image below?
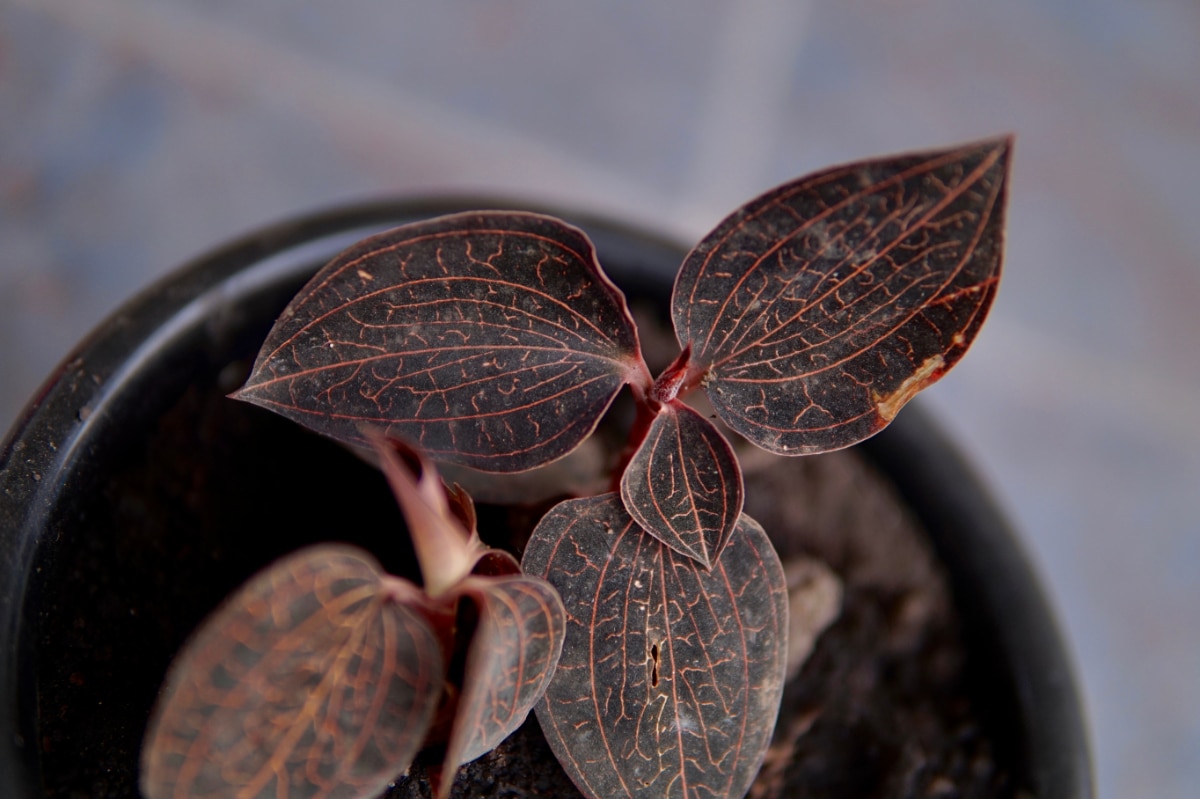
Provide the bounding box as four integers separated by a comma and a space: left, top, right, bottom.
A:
235, 211, 646, 472
522, 495, 787, 799
141, 546, 443, 799
672, 137, 1011, 454
619, 400, 743, 569
439, 574, 566, 794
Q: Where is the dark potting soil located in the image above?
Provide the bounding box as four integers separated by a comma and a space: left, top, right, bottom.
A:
31, 354, 1018, 798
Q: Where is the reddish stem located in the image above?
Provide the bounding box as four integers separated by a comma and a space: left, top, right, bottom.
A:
649, 346, 692, 406
611, 347, 709, 491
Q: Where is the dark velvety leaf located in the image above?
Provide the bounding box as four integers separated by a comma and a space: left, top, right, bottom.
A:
141, 546, 443, 799
439, 575, 566, 795
673, 137, 1011, 454
619, 400, 743, 568
522, 495, 787, 799
234, 211, 647, 471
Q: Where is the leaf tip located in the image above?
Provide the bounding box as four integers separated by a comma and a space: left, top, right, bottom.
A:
959, 132, 1014, 160
226, 379, 271, 410
988, 131, 1015, 153
974, 133, 1015, 178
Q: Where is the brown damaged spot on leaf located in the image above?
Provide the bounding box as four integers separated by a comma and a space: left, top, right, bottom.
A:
871, 353, 944, 423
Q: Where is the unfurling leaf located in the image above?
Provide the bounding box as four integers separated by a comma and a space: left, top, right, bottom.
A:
619, 400, 743, 568
437, 575, 566, 797
522, 494, 787, 799
369, 429, 483, 597
234, 211, 647, 472
141, 546, 443, 799
673, 137, 1011, 454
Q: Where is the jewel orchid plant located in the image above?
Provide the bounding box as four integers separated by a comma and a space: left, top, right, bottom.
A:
142, 137, 1010, 799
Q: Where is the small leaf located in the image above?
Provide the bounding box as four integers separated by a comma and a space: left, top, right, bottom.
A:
619, 400, 743, 568
673, 137, 1011, 454
141, 546, 444, 799
438, 575, 566, 797
522, 495, 787, 799
369, 430, 482, 597
234, 211, 647, 472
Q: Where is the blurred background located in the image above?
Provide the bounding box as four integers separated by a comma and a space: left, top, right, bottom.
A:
2, 1, 1197, 797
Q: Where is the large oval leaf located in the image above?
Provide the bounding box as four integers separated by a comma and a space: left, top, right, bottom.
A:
438, 574, 566, 795
619, 400, 743, 569
235, 211, 645, 471
141, 546, 444, 799
673, 137, 1011, 454
522, 494, 787, 799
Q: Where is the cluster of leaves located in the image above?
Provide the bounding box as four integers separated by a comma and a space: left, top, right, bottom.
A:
142, 138, 1010, 799
141, 433, 565, 799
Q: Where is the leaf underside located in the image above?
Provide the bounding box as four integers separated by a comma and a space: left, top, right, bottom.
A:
141, 546, 443, 799
443, 575, 566, 775
673, 137, 1011, 454
235, 211, 644, 472
619, 401, 743, 568
522, 494, 787, 799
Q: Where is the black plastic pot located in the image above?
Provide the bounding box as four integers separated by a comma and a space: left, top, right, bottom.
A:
0, 200, 1092, 798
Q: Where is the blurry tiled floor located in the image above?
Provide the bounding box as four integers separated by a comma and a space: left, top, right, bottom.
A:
3, 1, 1198, 797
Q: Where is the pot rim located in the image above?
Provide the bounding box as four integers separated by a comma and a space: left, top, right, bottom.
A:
0, 197, 1092, 799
